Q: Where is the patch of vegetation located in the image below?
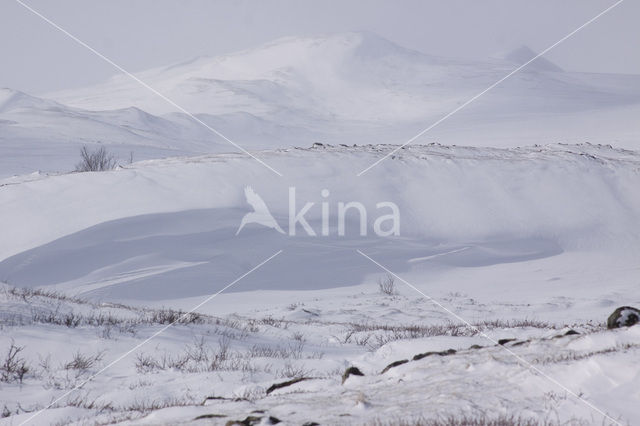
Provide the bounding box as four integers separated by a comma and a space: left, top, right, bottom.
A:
64, 351, 105, 371
378, 274, 397, 296
0, 341, 29, 383
75, 146, 117, 172
372, 414, 553, 426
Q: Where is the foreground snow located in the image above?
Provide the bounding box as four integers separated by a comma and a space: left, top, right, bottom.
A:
1, 281, 638, 425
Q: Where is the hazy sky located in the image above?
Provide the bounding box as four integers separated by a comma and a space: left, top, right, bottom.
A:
1, 0, 638, 94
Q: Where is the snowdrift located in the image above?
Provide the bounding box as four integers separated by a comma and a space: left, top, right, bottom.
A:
1, 143, 638, 300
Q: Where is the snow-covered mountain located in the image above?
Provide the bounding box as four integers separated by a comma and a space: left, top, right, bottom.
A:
48, 32, 640, 118
2, 32, 640, 178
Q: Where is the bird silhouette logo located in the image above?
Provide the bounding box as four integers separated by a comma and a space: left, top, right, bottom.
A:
236, 186, 285, 235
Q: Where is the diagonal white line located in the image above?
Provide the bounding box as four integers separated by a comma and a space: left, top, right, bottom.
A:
14, 0, 283, 177
357, 0, 625, 176
356, 249, 622, 425
19, 249, 283, 426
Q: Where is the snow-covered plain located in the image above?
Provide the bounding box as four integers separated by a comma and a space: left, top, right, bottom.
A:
1, 32, 640, 426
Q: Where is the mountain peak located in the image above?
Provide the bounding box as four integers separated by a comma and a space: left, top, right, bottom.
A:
273, 31, 419, 57
134, 31, 431, 88
208, 31, 427, 68
503, 45, 563, 72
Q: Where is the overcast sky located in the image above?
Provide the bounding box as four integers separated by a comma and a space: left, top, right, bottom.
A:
1, 0, 638, 94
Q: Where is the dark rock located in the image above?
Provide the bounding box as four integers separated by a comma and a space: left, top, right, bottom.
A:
511, 340, 528, 347
380, 359, 408, 374
194, 414, 226, 420
342, 366, 364, 384
553, 329, 581, 338
412, 349, 456, 361
224, 416, 280, 426
266, 377, 310, 395
302, 423, 320, 426
469, 344, 484, 350
225, 416, 262, 426
498, 338, 516, 345
413, 351, 437, 361
607, 306, 640, 329
202, 395, 230, 404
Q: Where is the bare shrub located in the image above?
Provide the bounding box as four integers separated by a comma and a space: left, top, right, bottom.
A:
277, 361, 311, 379
148, 309, 204, 325
66, 393, 114, 412
135, 353, 163, 373
354, 333, 372, 346
64, 351, 104, 371
475, 319, 554, 330
249, 341, 305, 360
258, 316, 287, 328
291, 331, 305, 342
185, 337, 211, 364
371, 414, 545, 426
231, 387, 264, 402
337, 322, 472, 350
378, 274, 396, 295
122, 397, 192, 413
75, 146, 117, 172
214, 336, 230, 362
30, 310, 138, 335
0, 341, 29, 383
134, 335, 320, 376
135, 336, 233, 373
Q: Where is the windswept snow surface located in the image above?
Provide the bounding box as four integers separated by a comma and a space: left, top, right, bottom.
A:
1, 143, 640, 424
1, 143, 639, 298
2, 32, 640, 177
